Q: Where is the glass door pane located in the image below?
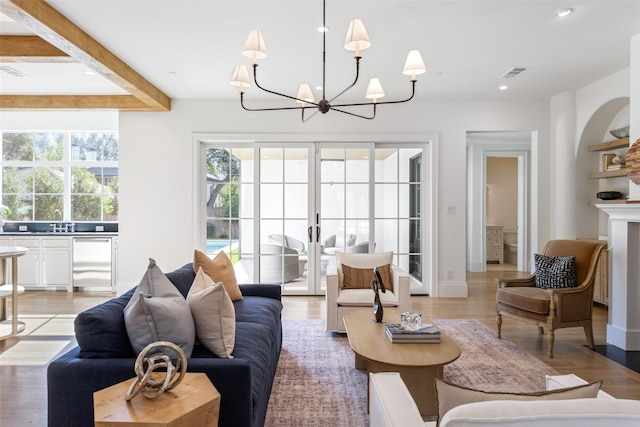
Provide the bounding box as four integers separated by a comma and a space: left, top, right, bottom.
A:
319, 146, 372, 290
204, 147, 253, 283
258, 146, 313, 293
373, 147, 424, 289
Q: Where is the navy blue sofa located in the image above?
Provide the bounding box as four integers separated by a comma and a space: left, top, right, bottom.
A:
47, 263, 283, 427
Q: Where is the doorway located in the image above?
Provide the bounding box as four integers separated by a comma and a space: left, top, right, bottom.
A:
466, 131, 532, 273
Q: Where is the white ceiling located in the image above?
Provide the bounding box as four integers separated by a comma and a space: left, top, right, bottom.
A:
1, 0, 639, 104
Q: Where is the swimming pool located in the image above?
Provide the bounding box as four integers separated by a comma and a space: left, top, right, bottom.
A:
206, 239, 236, 253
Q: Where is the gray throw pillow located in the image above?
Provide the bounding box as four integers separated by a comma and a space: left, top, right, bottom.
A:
534, 253, 577, 289
124, 258, 195, 357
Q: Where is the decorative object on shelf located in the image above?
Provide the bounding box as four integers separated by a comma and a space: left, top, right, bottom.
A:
602, 153, 616, 171
400, 311, 422, 331
609, 126, 630, 139
125, 341, 188, 401
371, 266, 386, 323
596, 191, 623, 200
627, 138, 640, 185
230, 0, 426, 122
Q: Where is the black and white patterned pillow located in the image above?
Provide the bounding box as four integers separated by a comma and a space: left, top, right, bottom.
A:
534, 254, 577, 289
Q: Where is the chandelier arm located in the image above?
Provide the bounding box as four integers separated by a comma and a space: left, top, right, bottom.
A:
252, 64, 321, 107
328, 56, 361, 104
331, 81, 417, 108
329, 104, 376, 120
240, 92, 311, 111
302, 107, 321, 123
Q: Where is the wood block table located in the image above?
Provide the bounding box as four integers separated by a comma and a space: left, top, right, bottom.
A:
94, 372, 220, 427
343, 308, 461, 417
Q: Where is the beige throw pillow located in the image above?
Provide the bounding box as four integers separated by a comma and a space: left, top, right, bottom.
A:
435, 378, 602, 426
187, 267, 236, 358
194, 249, 243, 301
342, 263, 392, 292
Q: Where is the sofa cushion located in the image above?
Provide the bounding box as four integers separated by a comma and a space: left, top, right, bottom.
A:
342, 264, 392, 291
435, 378, 602, 426
496, 287, 551, 314
124, 259, 195, 357
187, 267, 236, 358
336, 288, 399, 307
194, 250, 243, 301
534, 253, 577, 289
165, 262, 197, 298
74, 287, 136, 358
440, 399, 640, 427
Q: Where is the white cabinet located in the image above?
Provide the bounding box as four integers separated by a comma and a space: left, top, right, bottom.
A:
486, 226, 504, 264
42, 239, 71, 288
8, 237, 71, 291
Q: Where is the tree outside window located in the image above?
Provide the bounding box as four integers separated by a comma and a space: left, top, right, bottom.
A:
1, 131, 119, 222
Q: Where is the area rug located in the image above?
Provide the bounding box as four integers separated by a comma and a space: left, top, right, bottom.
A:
264, 319, 559, 426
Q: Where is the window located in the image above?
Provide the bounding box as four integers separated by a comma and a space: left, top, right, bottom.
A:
1, 131, 119, 222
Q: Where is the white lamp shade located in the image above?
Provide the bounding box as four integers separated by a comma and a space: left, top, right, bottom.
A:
242, 29, 268, 60
230, 64, 251, 88
403, 50, 426, 76
344, 19, 371, 52
365, 78, 385, 99
296, 83, 314, 104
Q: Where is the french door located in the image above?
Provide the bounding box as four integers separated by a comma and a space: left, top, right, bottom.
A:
202, 142, 427, 295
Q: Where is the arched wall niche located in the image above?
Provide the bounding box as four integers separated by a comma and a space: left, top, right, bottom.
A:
576, 97, 630, 238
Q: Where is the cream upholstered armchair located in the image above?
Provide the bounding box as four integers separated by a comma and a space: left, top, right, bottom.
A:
326, 251, 410, 333
496, 239, 605, 358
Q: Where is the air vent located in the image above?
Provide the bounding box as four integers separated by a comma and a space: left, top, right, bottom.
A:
0, 66, 28, 78
501, 67, 527, 78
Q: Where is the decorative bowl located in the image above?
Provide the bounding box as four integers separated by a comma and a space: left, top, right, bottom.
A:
596, 191, 623, 200
609, 126, 630, 139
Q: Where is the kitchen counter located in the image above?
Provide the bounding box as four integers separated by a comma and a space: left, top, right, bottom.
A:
0, 232, 118, 237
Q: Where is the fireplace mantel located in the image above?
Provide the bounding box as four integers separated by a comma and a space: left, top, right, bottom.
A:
596, 203, 640, 351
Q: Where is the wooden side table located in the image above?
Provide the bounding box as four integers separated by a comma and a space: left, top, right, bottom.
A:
94, 372, 220, 427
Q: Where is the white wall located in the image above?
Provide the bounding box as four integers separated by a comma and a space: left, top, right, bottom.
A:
118, 98, 550, 295
0, 111, 118, 131
550, 68, 633, 240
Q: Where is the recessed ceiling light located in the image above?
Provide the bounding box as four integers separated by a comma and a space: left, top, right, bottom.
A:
554, 8, 573, 18
85, 70, 97, 76
168, 71, 177, 75
315, 86, 323, 91
317, 26, 329, 33
499, 85, 508, 91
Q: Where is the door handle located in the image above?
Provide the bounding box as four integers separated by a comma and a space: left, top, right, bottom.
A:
316, 226, 321, 243
308, 226, 313, 243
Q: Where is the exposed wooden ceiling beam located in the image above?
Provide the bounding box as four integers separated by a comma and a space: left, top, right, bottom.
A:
0, 35, 73, 62
0, 0, 171, 111
0, 95, 155, 111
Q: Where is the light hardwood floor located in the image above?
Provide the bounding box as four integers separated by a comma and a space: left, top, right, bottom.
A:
1, 270, 639, 426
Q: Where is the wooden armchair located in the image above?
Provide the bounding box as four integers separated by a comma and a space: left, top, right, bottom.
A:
496, 239, 605, 358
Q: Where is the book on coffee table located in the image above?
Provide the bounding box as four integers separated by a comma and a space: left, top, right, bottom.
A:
385, 323, 441, 343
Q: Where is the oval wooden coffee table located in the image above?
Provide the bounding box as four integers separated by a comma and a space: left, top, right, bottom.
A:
343, 308, 461, 417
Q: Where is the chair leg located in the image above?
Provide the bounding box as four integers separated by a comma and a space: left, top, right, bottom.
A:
538, 326, 544, 335
547, 329, 555, 358
496, 313, 502, 338
584, 323, 596, 350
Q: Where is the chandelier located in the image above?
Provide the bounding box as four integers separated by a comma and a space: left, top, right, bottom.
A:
230, 0, 426, 121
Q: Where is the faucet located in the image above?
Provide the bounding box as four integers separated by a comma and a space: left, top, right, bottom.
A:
52, 209, 64, 232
